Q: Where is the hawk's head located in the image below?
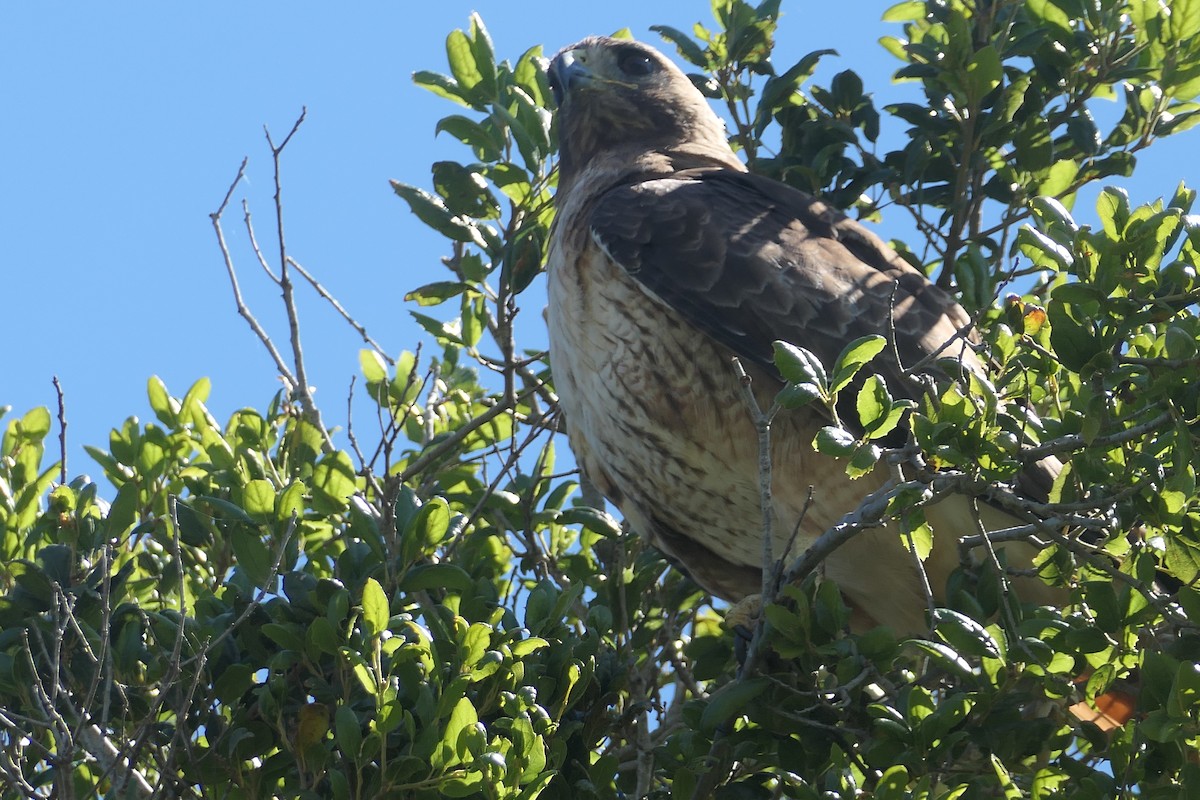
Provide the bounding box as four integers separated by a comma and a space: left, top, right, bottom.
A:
548, 37, 733, 182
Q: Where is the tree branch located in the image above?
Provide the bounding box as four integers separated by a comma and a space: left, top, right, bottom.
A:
210, 158, 299, 389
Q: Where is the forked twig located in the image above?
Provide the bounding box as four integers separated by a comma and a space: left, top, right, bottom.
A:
210, 158, 298, 389
210, 110, 335, 455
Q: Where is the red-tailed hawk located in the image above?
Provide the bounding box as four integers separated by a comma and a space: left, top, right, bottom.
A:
544, 36, 1061, 635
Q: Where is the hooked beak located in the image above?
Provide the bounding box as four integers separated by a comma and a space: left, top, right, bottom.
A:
548, 49, 592, 106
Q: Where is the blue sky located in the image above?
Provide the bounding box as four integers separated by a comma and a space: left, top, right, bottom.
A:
3, 3, 1194, 479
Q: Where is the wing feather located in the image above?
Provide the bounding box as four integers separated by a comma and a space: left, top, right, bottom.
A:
589, 168, 979, 400
588, 168, 1061, 500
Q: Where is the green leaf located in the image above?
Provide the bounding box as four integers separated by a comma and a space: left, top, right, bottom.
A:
214, 663, 254, 704
1025, 0, 1074, 35
460, 294, 484, 348
874, 765, 911, 800
1014, 114, 1053, 172
435, 115, 503, 161
391, 181, 487, 246
105, 482, 139, 538
412, 70, 478, 109
900, 513, 933, 560
17, 406, 52, 439
511, 637, 549, 657
814, 425, 857, 456
230, 526, 271, 587
773, 340, 828, 390
307, 617, 341, 657
446, 29, 484, 98
1170, 661, 1200, 716
437, 696, 479, 768
361, 577, 389, 640
1047, 296, 1108, 372
180, 377, 211, 422
557, 506, 622, 538
1096, 187, 1130, 239
467, 13, 497, 100
855, 375, 891, 431
909, 639, 976, 681
1039, 159, 1079, 197
990, 753, 1023, 800
877, 35, 908, 61
882, 1, 925, 22
411, 496, 452, 549
1170, 0, 1200, 41
651, 25, 708, 67
343, 647, 376, 695
400, 563, 475, 594
147, 376, 177, 425
513, 44, 548, 106
334, 705, 362, 757
461, 622, 490, 668
359, 349, 388, 384
1067, 111, 1101, 156
313, 451, 357, 512
262, 622, 305, 652
847, 442, 882, 478
777, 381, 823, 409
830, 335, 887, 394
1087, 151, 1135, 181
431, 161, 500, 220
1017, 226, 1074, 270
700, 677, 770, 733
1030, 196, 1078, 232
932, 608, 1005, 660
242, 480, 275, 522
277, 480, 305, 520
404, 280, 474, 307
964, 45, 1001, 103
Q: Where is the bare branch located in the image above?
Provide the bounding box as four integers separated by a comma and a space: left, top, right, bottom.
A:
783, 479, 916, 585
77, 724, 153, 800
262, 108, 334, 454
53, 376, 67, 485
242, 200, 280, 283
903, 524, 936, 635
1019, 409, 1173, 462
210, 158, 298, 389
288, 256, 394, 364
730, 357, 779, 603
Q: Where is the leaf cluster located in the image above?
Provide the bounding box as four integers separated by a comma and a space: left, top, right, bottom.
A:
2, 2, 1200, 798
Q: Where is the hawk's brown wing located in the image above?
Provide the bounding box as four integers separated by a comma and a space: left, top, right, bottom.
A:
588, 166, 1059, 500
589, 167, 980, 411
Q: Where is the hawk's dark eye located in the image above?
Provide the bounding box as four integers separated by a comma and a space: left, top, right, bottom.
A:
617, 48, 655, 77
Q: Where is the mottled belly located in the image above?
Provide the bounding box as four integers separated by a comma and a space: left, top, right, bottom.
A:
546, 247, 857, 583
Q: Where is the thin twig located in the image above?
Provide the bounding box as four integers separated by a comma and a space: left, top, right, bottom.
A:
783, 479, 916, 586
287, 256, 394, 364
242, 201, 279, 283
210, 158, 298, 389
345, 376, 386, 503
397, 399, 516, 483
1018, 410, 1172, 462
52, 376, 67, 484
263, 108, 334, 454
730, 357, 779, 602
967, 497, 1024, 639
689, 359, 782, 800
903, 524, 936, 635
1043, 528, 1191, 628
